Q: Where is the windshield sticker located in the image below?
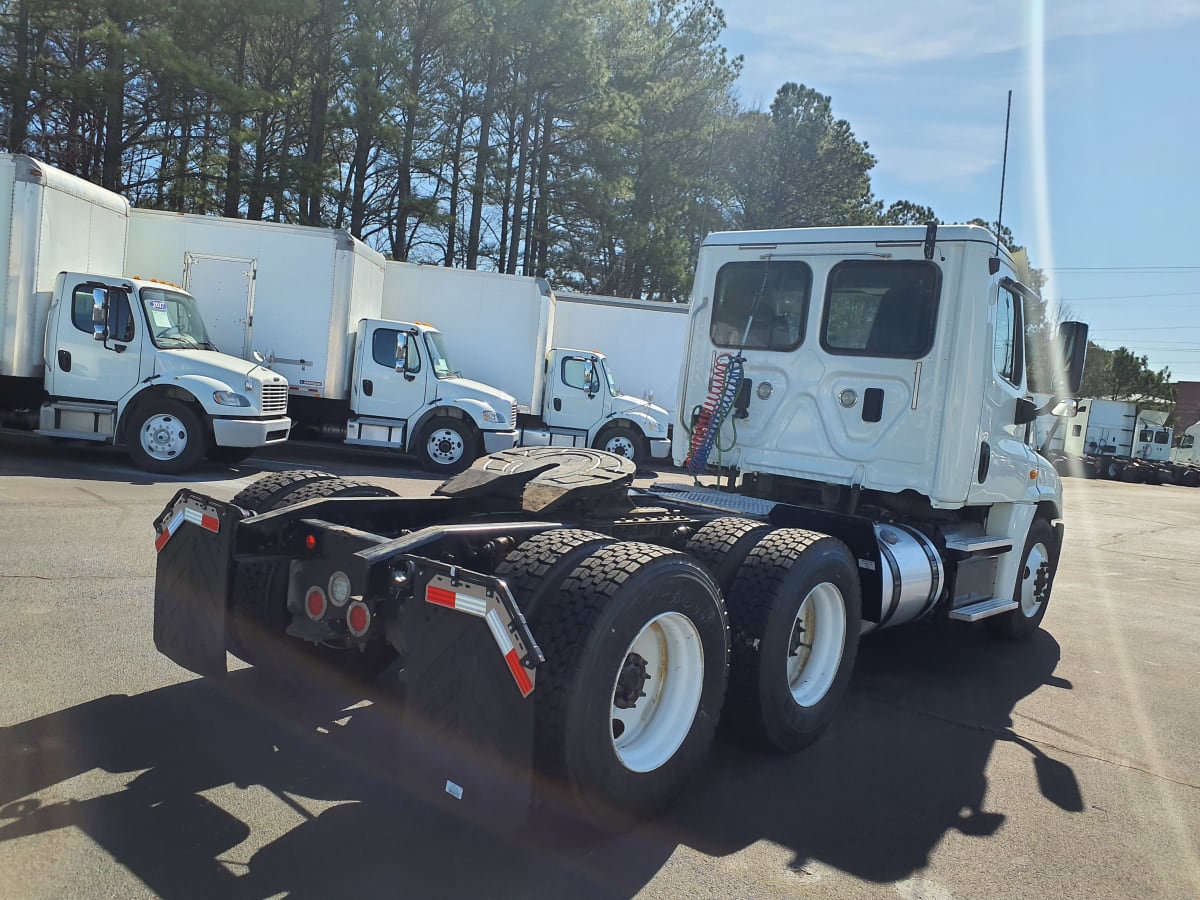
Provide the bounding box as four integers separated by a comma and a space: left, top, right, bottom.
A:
152, 311, 173, 328
149, 299, 167, 311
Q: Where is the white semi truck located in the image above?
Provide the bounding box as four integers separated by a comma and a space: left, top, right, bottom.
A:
126, 210, 520, 473
149, 223, 1087, 827
1058, 398, 1198, 484
383, 263, 673, 465
0, 154, 291, 473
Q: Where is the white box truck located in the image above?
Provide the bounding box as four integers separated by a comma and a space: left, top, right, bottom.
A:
127, 210, 520, 473
553, 291, 688, 415
1060, 397, 1180, 481
0, 155, 291, 473
383, 263, 673, 465
150, 223, 1090, 828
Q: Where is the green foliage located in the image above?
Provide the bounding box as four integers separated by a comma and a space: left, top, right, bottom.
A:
1080, 344, 1175, 408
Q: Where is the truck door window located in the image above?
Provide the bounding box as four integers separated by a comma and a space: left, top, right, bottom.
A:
820, 260, 940, 358
993, 288, 1024, 386
1139, 428, 1153, 443
1182, 435, 1195, 449
561, 357, 591, 390
371, 327, 421, 373
71, 286, 135, 342
710, 261, 811, 350
1154, 430, 1169, 444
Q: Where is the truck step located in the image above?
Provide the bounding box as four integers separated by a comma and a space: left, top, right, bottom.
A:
644, 484, 777, 518
948, 597, 1018, 622
944, 535, 1013, 557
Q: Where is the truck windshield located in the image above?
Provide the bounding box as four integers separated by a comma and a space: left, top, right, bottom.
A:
424, 331, 458, 378
140, 287, 216, 350
601, 359, 618, 396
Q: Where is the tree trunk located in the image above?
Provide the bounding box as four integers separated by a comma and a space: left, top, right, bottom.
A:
465, 37, 498, 269
101, 12, 125, 192
222, 24, 249, 218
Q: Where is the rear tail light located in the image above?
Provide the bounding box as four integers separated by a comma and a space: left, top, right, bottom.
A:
305, 586, 327, 621
346, 601, 371, 637
328, 571, 351, 606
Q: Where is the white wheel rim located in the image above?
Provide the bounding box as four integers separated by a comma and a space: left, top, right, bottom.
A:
140, 413, 189, 461
427, 427, 465, 465
1020, 542, 1051, 617
605, 435, 636, 458
609, 611, 704, 773
787, 582, 846, 708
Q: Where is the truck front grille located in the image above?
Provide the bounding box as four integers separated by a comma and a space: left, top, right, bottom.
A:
260, 383, 289, 415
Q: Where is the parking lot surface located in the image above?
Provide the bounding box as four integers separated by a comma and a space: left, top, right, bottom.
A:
1, 434, 1198, 899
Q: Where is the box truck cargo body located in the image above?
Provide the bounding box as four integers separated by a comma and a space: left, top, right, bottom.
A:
0, 155, 291, 473
553, 291, 688, 415
128, 212, 519, 473
383, 263, 672, 464
127, 209, 386, 401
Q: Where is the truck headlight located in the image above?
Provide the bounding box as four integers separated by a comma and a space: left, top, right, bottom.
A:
646, 419, 665, 433
481, 408, 506, 424
213, 391, 251, 407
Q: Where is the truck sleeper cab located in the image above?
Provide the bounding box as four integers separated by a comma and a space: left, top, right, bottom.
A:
38, 272, 291, 472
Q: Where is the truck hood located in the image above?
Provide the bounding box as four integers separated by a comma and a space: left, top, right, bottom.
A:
437, 375, 517, 411
609, 393, 670, 424
153, 348, 287, 390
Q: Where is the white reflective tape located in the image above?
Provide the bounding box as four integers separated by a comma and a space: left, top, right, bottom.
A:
485, 608, 514, 655
166, 509, 185, 536
453, 593, 488, 617
445, 780, 464, 800
183, 506, 205, 527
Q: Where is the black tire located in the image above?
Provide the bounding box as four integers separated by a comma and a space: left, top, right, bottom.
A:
227, 477, 399, 681
126, 398, 207, 474
987, 518, 1060, 641
230, 469, 337, 513
532, 541, 728, 827
722, 528, 861, 753
1101, 459, 1123, 480
495, 529, 616, 623
685, 517, 774, 594
417, 415, 479, 474
593, 425, 646, 467
1181, 469, 1200, 488
206, 445, 256, 465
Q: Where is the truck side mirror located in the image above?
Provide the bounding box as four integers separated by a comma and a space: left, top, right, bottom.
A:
394, 333, 409, 373
583, 359, 597, 396
1056, 321, 1089, 396
1015, 397, 1039, 425
91, 287, 109, 341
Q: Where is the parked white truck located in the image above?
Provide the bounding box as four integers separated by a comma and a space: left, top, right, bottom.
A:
150, 223, 1088, 827
126, 210, 520, 473
383, 263, 673, 465
1057, 398, 1198, 484
0, 154, 291, 473
553, 290, 688, 415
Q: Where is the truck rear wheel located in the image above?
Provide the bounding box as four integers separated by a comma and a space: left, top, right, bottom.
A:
685, 517, 773, 593
988, 518, 1059, 641
593, 425, 645, 467
127, 398, 207, 474
723, 528, 861, 752
226, 477, 399, 681
532, 542, 728, 827
230, 469, 337, 512
495, 529, 616, 623
418, 415, 479, 474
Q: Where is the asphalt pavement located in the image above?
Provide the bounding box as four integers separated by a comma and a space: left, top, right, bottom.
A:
0, 433, 1197, 899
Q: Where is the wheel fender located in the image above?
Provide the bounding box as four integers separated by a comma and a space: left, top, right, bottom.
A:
604, 412, 663, 440
407, 405, 479, 452
117, 382, 215, 442
151, 374, 240, 416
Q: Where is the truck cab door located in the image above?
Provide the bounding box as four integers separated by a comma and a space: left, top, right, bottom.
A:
967, 280, 1036, 504
544, 351, 603, 431
351, 320, 428, 424
46, 281, 143, 402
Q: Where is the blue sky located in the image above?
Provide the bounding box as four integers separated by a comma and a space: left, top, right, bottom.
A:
718, 0, 1200, 383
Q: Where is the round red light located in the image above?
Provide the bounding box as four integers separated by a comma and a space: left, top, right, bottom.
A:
304, 534, 317, 551
306, 587, 326, 620
347, 602, 370, 636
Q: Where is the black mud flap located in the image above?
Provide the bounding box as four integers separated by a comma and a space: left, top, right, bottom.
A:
152, 491, 240, 679
400, 564, 540, 820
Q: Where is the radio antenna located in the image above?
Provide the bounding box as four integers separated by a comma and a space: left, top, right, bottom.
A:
995, 90, 1012, 257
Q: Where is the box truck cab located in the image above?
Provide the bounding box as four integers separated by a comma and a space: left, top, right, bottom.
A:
517, 346, 672, 463
0, 154, 290, 473
36, 273, 291, 471
345, 318, 518, 470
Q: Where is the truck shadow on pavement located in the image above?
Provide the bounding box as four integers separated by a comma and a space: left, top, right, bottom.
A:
0, 626, 1078, 899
